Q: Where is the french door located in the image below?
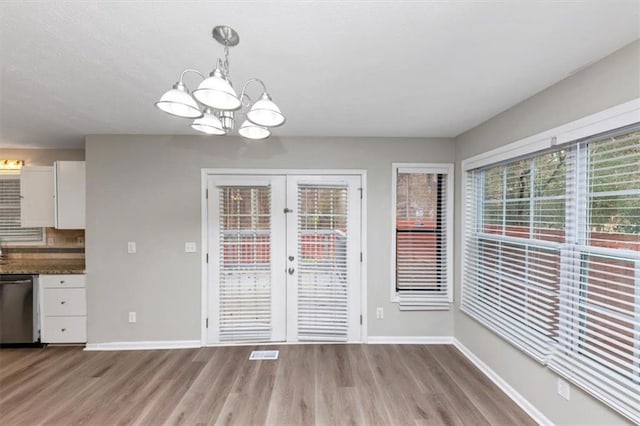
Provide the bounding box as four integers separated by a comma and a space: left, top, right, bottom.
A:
206, 173, 362, 344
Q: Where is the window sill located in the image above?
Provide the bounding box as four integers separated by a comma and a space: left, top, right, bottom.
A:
392, 294, 451, 311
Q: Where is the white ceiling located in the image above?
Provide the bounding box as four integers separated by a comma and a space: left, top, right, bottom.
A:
1, 1, 639, 149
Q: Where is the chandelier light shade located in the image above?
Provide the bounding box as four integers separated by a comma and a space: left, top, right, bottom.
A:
247, 93, 286, 127
191, 108, 226, 135
193, 69, 242, 111
154, 83, 204, 119
155, 25, 285, 140
238, 120, 270, 140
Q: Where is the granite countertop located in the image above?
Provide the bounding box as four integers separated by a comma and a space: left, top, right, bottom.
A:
0, 259, 86, 274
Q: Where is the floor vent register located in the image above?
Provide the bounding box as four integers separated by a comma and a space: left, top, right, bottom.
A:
249, 350, 279, 360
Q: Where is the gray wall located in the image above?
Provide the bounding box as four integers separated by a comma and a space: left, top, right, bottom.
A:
0, 148, 85, 165
85, 136, 455, 343
454, 40, 640, 425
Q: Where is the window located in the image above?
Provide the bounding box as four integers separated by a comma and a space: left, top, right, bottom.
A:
391, 163, 453, 310
0, 172, 43, 243
462, 124, 640, 423
463, 152, 564, 361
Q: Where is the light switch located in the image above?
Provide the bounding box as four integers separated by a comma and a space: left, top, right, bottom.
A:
127, 241, 137, 254
185, 242, 197, 253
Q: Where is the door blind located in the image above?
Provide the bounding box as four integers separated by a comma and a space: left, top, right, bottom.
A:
0, 173, 43, 242
218, 186, 272, 341
296, 184, 349, 341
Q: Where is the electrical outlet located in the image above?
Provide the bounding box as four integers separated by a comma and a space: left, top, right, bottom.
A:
557, 378, 570, 400
185, 242, 197, 253
376, 307, 384, 319
127, 241, 136, 254
128, 312, 137, 323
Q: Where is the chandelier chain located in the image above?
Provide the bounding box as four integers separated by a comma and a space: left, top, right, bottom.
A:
223, 44, 230, 79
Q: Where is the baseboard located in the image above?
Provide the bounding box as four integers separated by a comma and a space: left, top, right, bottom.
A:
84, 337, 452, 349
453, 338, 553, 426
84, 340, 201, 351
366, 336, 454, 344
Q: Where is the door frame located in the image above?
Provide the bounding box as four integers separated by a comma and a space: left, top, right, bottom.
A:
200, 168, 368, 347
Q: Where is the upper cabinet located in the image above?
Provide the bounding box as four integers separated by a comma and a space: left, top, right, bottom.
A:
19, 161, 85, 230
54, 161, 85, 229
20, 166, 55, 227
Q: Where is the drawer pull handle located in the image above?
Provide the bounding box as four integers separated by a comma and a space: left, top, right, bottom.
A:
60, 280, 65, 284
61, 328, 66, 332
60, 301, 66, 304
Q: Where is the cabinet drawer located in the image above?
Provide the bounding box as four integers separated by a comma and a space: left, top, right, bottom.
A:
42, 288, 86, 316
41, 316, 86, 343
40, 274, 86, 289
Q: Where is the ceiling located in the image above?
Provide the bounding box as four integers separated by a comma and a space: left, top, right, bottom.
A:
1, 1, 639, 149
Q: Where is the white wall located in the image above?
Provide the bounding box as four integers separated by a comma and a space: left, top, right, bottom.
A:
454, 40, 640, 425
85, 136, 455, 343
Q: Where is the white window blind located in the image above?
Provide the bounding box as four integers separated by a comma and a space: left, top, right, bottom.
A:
218, 186, 272, 341
0, 172, 43, 242
463, 151, 565, 361
392, 164, 453, 310
463, 125, 640, 423
548, 129, 640, 422
296, 184, 349, 341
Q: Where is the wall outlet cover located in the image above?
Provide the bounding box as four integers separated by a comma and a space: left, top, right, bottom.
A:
128, 312, 137, 323
185, 242, 197, 253
127, 241, 136, 254
376, 307, 384, 319
557, 378, 570, 400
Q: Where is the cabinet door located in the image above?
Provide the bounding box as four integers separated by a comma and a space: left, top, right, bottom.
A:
20, 166, 54, 227
54, 161, 85, 229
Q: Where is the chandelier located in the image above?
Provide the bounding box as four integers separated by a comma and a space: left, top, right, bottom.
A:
155, 25, 285, 140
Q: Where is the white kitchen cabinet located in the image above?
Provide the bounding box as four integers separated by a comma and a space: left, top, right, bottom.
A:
54, 161, 85, 229
20, 166, 55, 227
39, 274, 87, 343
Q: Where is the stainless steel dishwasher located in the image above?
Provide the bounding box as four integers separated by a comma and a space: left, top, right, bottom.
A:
0, 274, 38, 344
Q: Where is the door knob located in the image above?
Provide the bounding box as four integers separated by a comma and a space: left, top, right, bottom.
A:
288, 256, 294, 261
288, 267, 295, 275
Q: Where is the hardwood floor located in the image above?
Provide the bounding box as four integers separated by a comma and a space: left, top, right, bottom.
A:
0, 344, 535, 425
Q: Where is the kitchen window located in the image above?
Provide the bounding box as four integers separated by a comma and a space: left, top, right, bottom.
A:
391, 163, 453, 310
0, 172, 44, 243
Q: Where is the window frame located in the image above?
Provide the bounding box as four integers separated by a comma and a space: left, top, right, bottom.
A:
390, 163, 454, 309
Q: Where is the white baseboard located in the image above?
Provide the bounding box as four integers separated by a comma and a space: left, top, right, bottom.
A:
366, 336, 454, 344
84, 340, 201, 351
453, 338, 553, 426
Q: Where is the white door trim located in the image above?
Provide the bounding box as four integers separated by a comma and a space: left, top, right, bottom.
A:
200, 168, 368, 346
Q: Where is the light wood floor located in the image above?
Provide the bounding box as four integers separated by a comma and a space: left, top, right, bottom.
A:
0, 344, 535, 425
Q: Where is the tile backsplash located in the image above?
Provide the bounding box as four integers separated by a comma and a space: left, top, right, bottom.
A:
2, 228, 85, 259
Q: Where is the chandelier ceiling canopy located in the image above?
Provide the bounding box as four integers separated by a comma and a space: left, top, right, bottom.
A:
155, 25, 285, 140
